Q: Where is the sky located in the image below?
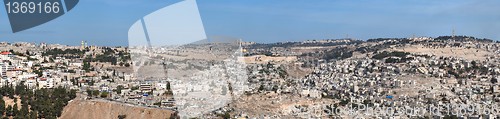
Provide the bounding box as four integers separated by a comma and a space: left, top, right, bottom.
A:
0, 0, 499, 46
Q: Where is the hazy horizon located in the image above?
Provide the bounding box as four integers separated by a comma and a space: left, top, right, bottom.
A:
0, 0, 499, 46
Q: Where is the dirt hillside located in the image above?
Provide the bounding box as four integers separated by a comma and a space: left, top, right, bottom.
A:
60, 99, 172, 119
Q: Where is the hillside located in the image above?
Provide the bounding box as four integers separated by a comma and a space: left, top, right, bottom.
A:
60, 99, 173, 119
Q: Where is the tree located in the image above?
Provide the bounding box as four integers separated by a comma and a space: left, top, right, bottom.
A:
116, 85, 124, 94
153, 102, 161, 106
1, 85, 15, 99
28, 111, 37, 119
166, 82, 171, 91
0, 97, 5, 117
491, 78, 498, 84
222, 112, 230, 119
339, 99, 350, 106
6, 105, 13, 116
258, 84, 265, 91
131, 86, 139, 90
87, 90, 100, 97
0, 85, 77, 119
68, 90, 77, 99
70, 78, 77, 86
100, 92, 109, 98
93, 90, 100, 97
83, 61, 91, 72
12, 104, 18, 116
111, 59, 117, 65
118, 114, 127, 119
33, 70, 43, 77
19, 102, 29, 118
169, 112, 179, 119
86, 90, 93, 97
88, 80, 95, 86
15, 83, 27, 96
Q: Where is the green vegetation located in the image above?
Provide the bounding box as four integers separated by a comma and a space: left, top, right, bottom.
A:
86, 89, 101, 97
118, 114, 127, 119
32, 70, 43, 77
384, 57, 414, 63
434, 36, 493, 42
371, 51, 416, 63
153, 102, 161, 106
84, 54, 117, 65
83, 61, 92, 71
100, 92, 109, 98
215, 112, 231, 119
81, 47, 130, 66
366, 38, 409, 42
323, 50, 353, 60
42, 48, 85, 59
115, 85, 124, 94
339, 99, 350, 106
8, 50, 25, 56
372, 51, 409, 60
0, 83, 77, 119
131, 86, 139, 91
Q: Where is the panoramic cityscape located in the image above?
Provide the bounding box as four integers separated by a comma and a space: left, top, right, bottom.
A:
0, 35, 498, 118
0, 0, 499, 119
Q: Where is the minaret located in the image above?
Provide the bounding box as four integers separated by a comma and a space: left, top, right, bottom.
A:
81, 40, 85, 49
452, 28, 456, 41
452, 29, 455, 37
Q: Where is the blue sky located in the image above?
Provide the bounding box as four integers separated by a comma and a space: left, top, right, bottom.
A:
0, 0, 499, 46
